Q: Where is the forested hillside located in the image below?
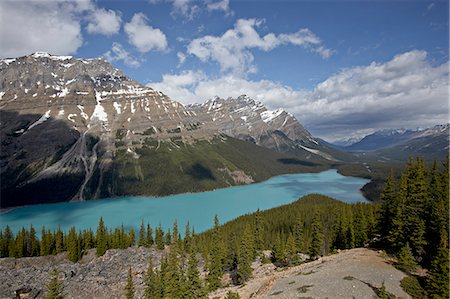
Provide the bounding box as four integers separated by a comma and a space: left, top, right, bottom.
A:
1, 158, 448, 298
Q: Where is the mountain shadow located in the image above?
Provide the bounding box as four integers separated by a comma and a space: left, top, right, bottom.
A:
277, 158, 320, 167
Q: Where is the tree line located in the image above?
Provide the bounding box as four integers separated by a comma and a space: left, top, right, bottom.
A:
2, 157, 448, 299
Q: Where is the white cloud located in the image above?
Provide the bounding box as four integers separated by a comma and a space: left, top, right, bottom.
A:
148, 50, 449, 141
124, 13, 168, 53
177, 52, 187, 65
207, 0, 233, 16
103, 42, 140, 68
171, 0, 200, 20
86, 8, 122, 36
186, 18, 332, 75
0, 1, 86, 58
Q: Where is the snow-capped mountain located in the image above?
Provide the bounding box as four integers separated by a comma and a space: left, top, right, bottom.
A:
339, 125, 449, 161
0, 52, 338, 208
342, 125, 449, 152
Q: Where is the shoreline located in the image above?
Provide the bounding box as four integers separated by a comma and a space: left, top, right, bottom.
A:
0, 168, 371, 215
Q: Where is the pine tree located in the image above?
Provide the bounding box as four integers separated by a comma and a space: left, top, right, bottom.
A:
146, 224, 153, 247
128, 228, 135, 247
45, 268, 64, 299
388, 174, 408, 252
207, 215, 224, 291
125, 267, 135, 299
54, 227, 64, 254
184, 222, 191, 252
254, 209, 264, 252
285, 233, 299, 265
236, 225, 253, 284
164, 229, 172, 245
15, 228, 25, 258
293, 217, 303, 252
272, 234, 285, 264
96, 217, 108, 256
396, 243, 418, 273
163, 250, 183, 298
67, 227, 79, 263
155, 224, 164, 250
426, 231, 449, 298
309, 212, 323, 258
380, 171, 396, 238
185, 250, 207, 299
139, 220, 146, 247
172, 220, 179, 245
143, 259, 156, 299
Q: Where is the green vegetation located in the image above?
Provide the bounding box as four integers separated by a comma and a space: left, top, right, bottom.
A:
101, 135, 327, 198
400, 276, 427, 299
2, 156, 448, 298
45, 269, 64, 299
125, 267, 135, 299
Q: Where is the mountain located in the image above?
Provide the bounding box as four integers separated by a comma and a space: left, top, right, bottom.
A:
0, 52, 336, 208
341, 125, 449, 161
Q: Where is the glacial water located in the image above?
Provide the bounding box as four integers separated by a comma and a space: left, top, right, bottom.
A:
0, 169, 369, 235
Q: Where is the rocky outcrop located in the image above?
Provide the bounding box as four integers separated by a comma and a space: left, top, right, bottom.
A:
0, 247, 166, 299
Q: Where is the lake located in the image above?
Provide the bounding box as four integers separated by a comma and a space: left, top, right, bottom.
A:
0, 169, 369, 235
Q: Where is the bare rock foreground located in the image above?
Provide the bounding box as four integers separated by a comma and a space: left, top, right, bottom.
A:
211, 248, 410, 299
0, 247, 410, 298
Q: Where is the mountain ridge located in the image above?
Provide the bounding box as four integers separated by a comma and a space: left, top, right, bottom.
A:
0, 52, 335, 208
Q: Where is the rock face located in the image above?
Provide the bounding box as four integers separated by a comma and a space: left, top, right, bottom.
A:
0, 53, 338, 207
188, 95, 319, 153
0, 247, 166, 299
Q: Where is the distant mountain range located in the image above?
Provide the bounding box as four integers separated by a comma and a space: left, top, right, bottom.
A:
0, 52, 343, 208
333, 125, 449, 161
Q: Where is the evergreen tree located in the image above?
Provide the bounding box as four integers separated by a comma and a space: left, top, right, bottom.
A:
163, 250, 183, 298
155, 224, 164, 250
125, 267, 135, 299
380, 171, 396, 238
164, 229, 172, 245
45, 268, 64, 299
184, 222, 191, 252
207, 215, 224, 291
426, 231, 449, 298
67, 227, 79, 263
254, 209, 264, 252
236, 226, 253, 284
272, 234, 285, 264
172, 220, 179, 245
96, 217, 108, 256
185, 250, 207, 298
309, 212, 323, 258
146, 224, 153, 247
54, 227, 64, 254
388, 174, 408, 252
143, 259, 156, 299
293, 217, 303, 252
4, 225, 15, 257
15, 228, 25, 258
396, 243, 418, 273
128, 228, 135, 247
139, 220, 146, 247
285, 233, 299, 265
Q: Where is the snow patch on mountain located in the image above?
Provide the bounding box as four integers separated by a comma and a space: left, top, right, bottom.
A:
261, 109, 284, 123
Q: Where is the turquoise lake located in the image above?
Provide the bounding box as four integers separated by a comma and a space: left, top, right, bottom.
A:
0, 169, 369, 235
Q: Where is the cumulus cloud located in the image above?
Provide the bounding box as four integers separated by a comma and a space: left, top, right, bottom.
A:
103, 42, 140, 68
0, 1, 85, 58
171, 0, 200, 20
124, 13, 168, 53
86, 8, 122, 36
148, 50, 449, 141
186, 19, 332, 75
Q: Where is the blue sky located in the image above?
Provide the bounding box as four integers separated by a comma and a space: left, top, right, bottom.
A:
0, 0, 448, 140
